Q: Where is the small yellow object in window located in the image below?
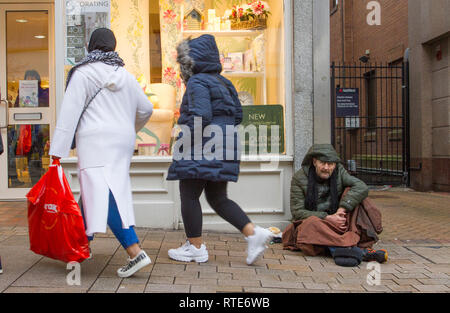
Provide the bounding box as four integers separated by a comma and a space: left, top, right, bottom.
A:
150, 95, 160, 109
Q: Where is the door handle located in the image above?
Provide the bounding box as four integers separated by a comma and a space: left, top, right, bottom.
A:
0, 99, 9, 129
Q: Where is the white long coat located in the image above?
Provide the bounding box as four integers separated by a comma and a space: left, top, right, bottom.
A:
49, 62, 153, 236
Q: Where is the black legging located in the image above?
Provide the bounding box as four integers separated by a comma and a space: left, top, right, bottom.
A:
179, 179, 252, 238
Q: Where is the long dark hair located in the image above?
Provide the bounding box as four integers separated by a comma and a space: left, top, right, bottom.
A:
305, 165, 339, 214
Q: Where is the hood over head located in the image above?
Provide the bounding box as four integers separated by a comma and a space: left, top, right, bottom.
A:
65, 28, 124, 91
301, 144, 342, 167
78, 62, 127, 92
177, 34, 222, 83
88, 28, 117, 53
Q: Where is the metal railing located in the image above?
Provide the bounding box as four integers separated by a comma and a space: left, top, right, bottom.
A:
331, 61, 410, 186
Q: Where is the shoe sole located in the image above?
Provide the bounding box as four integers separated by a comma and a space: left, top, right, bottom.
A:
379, 250, 388, 263
117, 257, 152, 278
246, 231, 272, 265
365, 250, 388, 263
168, 251, 208, 263
246, 246, 266, 265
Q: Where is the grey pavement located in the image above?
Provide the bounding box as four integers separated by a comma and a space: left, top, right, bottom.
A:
0, 188, 449, 293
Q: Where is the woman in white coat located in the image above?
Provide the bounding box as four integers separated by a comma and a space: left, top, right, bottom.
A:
49, 28, 153, 278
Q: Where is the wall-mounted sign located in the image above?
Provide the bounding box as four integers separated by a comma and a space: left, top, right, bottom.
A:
336, 88, 359, 117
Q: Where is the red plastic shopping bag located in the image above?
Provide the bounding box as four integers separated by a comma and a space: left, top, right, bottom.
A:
26, 159, 89, 263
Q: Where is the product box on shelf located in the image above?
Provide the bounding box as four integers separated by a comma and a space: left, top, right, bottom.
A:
244, 49, 255, 72
223, 57, 233, 71
228, 52, 244, 72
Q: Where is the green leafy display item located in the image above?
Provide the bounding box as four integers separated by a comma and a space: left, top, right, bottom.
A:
136, 127, 161, 153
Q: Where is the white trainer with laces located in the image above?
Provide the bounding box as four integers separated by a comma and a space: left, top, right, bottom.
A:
117, 250, 151, 278
168, 241, 209, 263
246, 226, 273, 265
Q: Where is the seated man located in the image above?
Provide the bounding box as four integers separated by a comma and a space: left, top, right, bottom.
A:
283, 144, 387, 267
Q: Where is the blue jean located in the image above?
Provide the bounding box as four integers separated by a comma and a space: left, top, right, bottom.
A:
81, 190, 139, 249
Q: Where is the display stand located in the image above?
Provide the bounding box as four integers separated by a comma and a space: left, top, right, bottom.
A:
181, 8, 267, 105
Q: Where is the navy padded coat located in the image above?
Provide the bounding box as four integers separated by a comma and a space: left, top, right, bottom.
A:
167, 35, 243, 182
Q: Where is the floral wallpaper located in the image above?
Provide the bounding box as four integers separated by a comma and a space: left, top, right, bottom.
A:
111, 0, 150, 80
159, 0, 205, 106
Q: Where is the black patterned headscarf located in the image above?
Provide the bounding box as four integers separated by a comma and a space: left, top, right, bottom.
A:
65, 28, 124, 90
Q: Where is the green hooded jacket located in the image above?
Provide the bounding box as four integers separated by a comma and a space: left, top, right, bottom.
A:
290, 144, 369, 221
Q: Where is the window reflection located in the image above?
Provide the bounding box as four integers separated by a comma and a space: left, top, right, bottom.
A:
7, 124, 50, 188
6, 11, 49, 108
13, 70, 49, 108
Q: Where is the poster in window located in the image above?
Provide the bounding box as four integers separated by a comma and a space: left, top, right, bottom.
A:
19, 80, 39, 107
65, 0, 111, 65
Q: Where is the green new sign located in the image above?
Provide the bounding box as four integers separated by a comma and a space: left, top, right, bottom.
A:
240, 105, 285, 155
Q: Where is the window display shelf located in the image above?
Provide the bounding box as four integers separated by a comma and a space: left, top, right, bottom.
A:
180, 9, 268, 105
222, 71, 265, 78
182, 29, 264, 38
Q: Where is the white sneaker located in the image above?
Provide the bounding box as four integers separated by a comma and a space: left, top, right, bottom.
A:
117, 250, 151, 278
168, 241, 209, 263
246, 226, 272, 265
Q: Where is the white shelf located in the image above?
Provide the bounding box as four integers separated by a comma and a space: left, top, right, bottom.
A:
222, 71, 265, 78
182, 30, 264, 38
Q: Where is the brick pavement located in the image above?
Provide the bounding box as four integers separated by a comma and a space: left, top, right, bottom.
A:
0, 188, 449, 293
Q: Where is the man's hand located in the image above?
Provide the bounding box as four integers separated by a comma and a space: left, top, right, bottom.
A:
336, 208, 347, 217
325, 208, 348, 231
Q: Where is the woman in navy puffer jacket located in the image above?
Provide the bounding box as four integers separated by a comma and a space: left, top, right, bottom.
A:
167, 35, 271, 265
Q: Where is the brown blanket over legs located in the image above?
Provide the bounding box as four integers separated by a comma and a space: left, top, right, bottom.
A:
282, 197, 383, 256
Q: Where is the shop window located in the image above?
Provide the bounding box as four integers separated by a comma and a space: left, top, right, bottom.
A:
149, 2, 162, 84
64, 0, 286, 157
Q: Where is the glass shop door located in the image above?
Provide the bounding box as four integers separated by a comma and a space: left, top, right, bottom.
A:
0, 3, 55, 199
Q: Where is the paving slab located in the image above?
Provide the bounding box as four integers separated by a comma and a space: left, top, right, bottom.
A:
1, 189, 449, 293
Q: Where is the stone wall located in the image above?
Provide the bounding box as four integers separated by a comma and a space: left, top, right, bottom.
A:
409, 0, 450, 191
293, 0, 314, 171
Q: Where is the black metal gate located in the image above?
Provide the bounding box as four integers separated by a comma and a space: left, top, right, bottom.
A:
331, 61, 410, 186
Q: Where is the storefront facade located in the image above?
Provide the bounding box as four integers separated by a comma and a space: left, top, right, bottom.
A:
0, 0, 330, 232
